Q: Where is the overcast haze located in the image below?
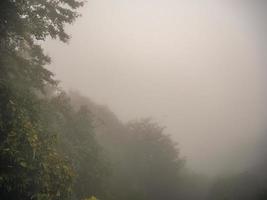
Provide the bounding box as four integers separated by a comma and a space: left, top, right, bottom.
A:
44, 0, 267, 174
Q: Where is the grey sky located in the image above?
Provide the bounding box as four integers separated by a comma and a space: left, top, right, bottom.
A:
44, 0, 267, 174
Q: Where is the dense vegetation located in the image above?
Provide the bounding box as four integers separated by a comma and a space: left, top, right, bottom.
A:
0, 0, 266, 200
0, 0, 84, 199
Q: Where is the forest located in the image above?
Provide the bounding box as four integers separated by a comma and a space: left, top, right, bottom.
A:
1, 0, 267, 200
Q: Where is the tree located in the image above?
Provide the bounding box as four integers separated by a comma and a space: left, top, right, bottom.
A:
105, 119, 185, 200
48, 92, 110, 200
0, 0, 84, 199
67, 93, 187, 200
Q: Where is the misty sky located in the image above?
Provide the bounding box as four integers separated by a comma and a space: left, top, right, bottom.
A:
44, 0, 267, 174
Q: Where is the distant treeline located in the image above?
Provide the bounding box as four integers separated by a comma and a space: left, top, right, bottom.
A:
0, 0, 267, 200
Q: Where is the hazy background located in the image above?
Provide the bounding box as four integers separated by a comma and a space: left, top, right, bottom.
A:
44, 0, 267, 175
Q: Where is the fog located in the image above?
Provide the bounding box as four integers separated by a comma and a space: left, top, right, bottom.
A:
44, 0, 267, 175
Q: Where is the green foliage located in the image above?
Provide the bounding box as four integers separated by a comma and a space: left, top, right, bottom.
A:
0, 0, 84, 42
69, 93, 188, 200
47, 92, 110, 200
83, 196, 99, 200
0, 88, 74, 200
110, 119, 185, 200
0, 0, 84, 199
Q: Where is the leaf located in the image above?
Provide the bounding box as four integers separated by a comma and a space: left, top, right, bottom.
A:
20, 161, 27, 168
